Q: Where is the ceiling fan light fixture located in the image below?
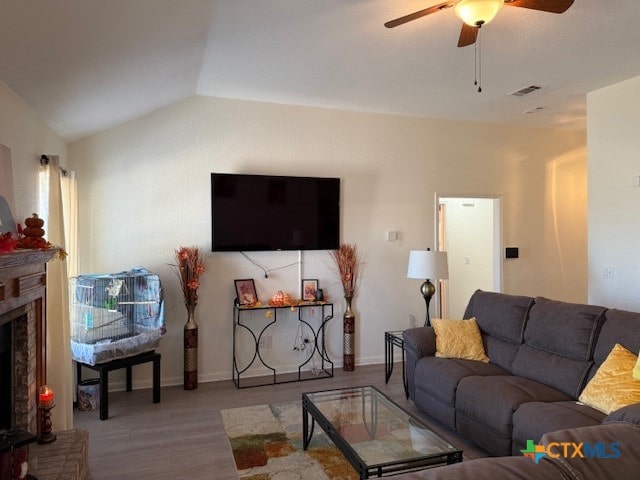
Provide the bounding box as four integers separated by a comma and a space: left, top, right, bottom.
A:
455, 0, 504, 27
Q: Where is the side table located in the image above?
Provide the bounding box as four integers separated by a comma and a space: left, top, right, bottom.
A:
385, 330, 409, 398
76, 350, 161, 420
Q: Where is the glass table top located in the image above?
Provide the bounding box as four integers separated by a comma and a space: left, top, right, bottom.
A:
303, 385, 460, 472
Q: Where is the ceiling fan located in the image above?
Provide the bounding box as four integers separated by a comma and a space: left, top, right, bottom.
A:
385, 0, 574, 47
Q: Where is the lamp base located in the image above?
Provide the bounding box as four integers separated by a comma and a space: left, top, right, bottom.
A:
420, 280, 436, 327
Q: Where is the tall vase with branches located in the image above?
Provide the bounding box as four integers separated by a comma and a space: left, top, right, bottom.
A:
331, 243, 363, 371
174, 246, 205, 390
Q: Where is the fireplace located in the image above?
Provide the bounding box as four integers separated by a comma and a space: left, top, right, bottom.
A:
0, 304, 38, 435
0, 319, 11, 430
0, 249, 57, 479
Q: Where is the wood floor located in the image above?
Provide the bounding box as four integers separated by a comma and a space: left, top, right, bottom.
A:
73, 364, 487, 480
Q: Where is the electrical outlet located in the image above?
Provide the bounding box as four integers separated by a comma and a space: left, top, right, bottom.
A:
293, 337, 311, 352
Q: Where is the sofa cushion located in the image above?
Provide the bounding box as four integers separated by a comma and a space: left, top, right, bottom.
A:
512, 401, 605, 449
524, 297, 605, 361
511, 297, 606, 398
511, 345, 593, 399
463, 291, 534, 371
593, 308, 640, 367
456, 376, 571, 439
579, 343, 640, 414
463, 290, 534, 344
414, 357, 509, 408
432, 318, 489, 363
413, 357, 509, 428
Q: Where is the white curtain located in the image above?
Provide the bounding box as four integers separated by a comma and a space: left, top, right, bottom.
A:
44, 156, 75, 430
61, 169, 78, 277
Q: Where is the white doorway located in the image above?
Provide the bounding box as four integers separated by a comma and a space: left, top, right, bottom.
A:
436, 195, 502, 319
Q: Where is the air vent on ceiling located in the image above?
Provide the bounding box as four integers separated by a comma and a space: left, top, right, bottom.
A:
522, 106, 546, 114
510, 85, 542, 97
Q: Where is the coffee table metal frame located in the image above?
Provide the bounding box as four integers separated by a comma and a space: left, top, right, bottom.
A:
302, 385, 462, 479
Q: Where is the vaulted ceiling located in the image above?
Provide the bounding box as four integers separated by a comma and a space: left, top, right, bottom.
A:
1, 0, 639, 142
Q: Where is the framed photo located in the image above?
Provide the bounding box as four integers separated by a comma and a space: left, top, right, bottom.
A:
301, 279, 319, 301
235, 279, 258, 305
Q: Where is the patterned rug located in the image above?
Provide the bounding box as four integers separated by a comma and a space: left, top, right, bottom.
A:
221, 401, 359, 480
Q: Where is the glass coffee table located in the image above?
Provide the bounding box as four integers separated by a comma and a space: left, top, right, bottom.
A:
302, 385, 462, 478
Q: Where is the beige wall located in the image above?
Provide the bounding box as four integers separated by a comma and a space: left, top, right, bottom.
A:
0, 79, 69, 428
0, 80, 67, 218
587, 75, 640, 310
69, 95, 587, 387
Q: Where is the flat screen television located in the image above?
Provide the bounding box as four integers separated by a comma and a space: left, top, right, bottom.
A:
211, 173, 340, 251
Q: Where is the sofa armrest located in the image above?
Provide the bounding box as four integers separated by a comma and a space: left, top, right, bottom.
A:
403, 327, 436, 358
540, 423, 640, 480
402, 327, 436, 401
603, 402, 640, 426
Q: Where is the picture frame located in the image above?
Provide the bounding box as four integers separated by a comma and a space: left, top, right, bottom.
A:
301, 279, 319, 301
235, 279, 258, 305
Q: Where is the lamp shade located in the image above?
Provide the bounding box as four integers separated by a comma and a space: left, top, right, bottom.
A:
455, 0, 504, 27
407, 250, 449, 280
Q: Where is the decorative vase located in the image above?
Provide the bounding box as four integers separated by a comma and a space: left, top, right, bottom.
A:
184, 303, 198, 390
343, 294, 355, 371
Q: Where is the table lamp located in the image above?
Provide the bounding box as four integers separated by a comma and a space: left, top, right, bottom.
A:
407, 248, 449, 326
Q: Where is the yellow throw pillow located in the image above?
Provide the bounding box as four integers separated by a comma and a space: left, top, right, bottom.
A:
431, 318, 489, 363
634, 350, 640, 380
579, 343, 640, 414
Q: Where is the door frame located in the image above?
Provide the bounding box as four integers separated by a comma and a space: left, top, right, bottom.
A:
434, 193, 504, 317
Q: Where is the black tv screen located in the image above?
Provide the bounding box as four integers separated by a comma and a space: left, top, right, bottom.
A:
211, 173, 340, 251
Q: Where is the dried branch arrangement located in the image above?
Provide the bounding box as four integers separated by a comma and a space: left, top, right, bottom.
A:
330, 243, 363, 297
174, 246, 205, 307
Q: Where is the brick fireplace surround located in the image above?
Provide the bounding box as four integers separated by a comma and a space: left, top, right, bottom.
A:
1, 250, 87, 480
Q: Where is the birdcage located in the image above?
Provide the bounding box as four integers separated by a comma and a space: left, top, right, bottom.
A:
70, 268, 165, 365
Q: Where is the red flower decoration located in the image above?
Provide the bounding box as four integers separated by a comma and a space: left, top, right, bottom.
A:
0, 232, 17, 253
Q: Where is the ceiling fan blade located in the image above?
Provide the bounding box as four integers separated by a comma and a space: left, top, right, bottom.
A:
457, 23, 478, 47
504, 0, 574, 14
384, 1, 455, 28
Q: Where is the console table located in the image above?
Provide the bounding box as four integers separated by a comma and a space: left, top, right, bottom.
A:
233, 302, 334, 388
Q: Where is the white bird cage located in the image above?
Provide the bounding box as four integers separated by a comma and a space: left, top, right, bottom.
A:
70, 268, 165, 365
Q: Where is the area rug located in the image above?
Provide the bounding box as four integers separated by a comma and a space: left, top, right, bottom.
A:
221, 401, 359, 480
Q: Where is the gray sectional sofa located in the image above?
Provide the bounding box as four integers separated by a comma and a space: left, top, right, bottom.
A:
395, 422, 640, 480
398, 290, 640, 477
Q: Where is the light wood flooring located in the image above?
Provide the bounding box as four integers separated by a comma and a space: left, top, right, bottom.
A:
73, 364, 488, 480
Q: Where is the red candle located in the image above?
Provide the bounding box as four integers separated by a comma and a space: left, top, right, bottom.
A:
39, 385, 54, 407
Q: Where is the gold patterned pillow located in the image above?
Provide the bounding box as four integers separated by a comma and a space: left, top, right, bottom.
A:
634, 350, 640, 380
579, 343, 640, 414
431, 318, 489, 363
